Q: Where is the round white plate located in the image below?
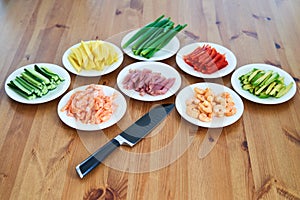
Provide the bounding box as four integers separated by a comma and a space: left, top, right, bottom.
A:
231, 63, 297, 104
62, 40, 123, 77
176, 42, 237, 78
175, 82, 244, 128
121, 29, 180, 61
117, 61, 181, 101
57, 85, 127, 131
5, 63, 71, 104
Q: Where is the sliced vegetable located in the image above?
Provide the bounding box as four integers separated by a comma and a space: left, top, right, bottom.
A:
24, 68, 50, 85
252, 70, 272, 86
7, 65, 65, 100
122, 14, 165, 49
238, 68, 293, 99
131, 17, 171, 51
183, 44, 228, 74
7, 82, 37, 100
141, 24, 187, 59
276, 82, 294, 98
123, 15, 187, 59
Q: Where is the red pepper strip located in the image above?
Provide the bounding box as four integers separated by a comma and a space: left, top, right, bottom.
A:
189, 47, 208, 60
189, 50, 206, 61
204, 64, 219, 74
185, 46, 205, 59
205, 53, 223, 69
183, 58, 193, 67
215, 59, 228, 70
187, 47, 204, 56
200, 48, 215, 64
203, 52, 228, 74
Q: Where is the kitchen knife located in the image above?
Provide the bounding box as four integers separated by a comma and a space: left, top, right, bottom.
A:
76, 103, 175, 178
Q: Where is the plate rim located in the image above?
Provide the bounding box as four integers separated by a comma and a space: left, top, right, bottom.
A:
57, 84, 127, 131
117, 61, 182, 101
231, 63, 297, 104
62, 40, 124, 77
175, 82, 244, 128
4, 63, 71, 104
121, 29, 180, 61
175, 42, 237, 78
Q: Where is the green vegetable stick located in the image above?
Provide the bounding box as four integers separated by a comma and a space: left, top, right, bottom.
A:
131, 18, 171, 51
122, 15, 165, 49
142, 24, 187, 58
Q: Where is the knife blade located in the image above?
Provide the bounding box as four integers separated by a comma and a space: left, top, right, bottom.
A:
76, 103, 175, 178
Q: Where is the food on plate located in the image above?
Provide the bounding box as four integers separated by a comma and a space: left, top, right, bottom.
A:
60, 84, 115, 124
122, 68, 175, 96
239, 68, 294, 98
183, 44, 228, 74
7, 65, 65, 100
67, 40, 118, 72
186, 87, 236, 122
122, 14, 187, 59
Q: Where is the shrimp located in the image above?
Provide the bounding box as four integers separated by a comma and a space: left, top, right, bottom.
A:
186, 104, 200, 119
204, 88, 214, 99
186, 87, 237, 122
61, 84, 114, 124
194, 87, 205, 95
206, 95, 214, 102
222, 92, 233, 103
213, 104, 226, 117
214, 95, 226, 106
196, 94, 206, 102
199, 113, 212, 122
225, 105, 237, 116
198, 100, 213, 114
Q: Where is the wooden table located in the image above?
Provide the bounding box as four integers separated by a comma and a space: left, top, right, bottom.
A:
1, 0, 299, 199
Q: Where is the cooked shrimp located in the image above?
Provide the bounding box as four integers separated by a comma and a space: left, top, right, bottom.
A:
214, 95, 226, 106
206, 95, 214, 102
199, 113, 212, 122
186, 87, 237, 122
194, 87, 205, 95
196, 94, 206, 102
222, 92, 233, 103
198, 100, 213, 114
213, 104, 226, 117
186, 104, 200, 119
204, 88, 214, 98
225, 105, 237, 116
61, 84, 114, 124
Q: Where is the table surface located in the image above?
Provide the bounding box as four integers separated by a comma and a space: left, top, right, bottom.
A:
1, 0, 300, 199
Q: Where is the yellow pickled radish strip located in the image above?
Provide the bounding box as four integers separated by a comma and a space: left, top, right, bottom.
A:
68, 40, 118, 72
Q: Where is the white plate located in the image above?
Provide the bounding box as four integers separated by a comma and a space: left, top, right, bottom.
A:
175, 82, 244, 128
121, 29, 180, 61
62, 40, 123, 77
57, 85, 127, 131
176, 42, 237, 78
117, 61, 181, 101
231, 63, 297, 104
5, 63, 71, 104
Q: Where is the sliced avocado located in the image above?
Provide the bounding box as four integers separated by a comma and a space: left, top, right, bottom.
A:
269, 83, 283, 96
265, 82, 277, 95
258, 92, 270, 99
248, 69, 263, 82
254, 84, 269, 96
276, 82, 294, 98
250, 71, 265, 84
253, 70, 273, 87
263, 72, 279, 86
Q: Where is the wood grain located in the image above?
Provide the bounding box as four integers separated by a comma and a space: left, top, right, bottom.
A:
0, 0, 299, 199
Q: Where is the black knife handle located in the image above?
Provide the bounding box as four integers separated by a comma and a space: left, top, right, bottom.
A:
75, 139, 120, 178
